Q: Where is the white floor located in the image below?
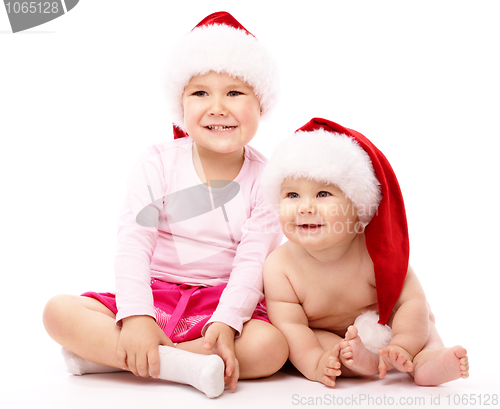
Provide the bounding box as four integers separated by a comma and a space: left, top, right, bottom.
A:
3, 335, 498, 409
1, 292, 498, 409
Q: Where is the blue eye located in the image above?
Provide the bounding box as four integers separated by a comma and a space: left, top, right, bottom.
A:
317, 191, 331, 198
286, 192, 299, 199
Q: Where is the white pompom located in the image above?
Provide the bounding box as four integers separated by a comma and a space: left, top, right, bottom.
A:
353, 311, 393, 354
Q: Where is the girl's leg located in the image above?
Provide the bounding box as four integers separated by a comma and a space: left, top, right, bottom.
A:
233, 319, 289, 379
43, 294, 225, 398
43, 294, 123, 369
177, 319, 289, 379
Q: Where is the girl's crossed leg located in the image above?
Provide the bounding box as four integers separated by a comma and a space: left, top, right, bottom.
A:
43, 294, 288, 396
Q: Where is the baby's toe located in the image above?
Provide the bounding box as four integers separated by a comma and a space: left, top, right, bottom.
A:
460, 359, 469, 377
344, 325, 358, 341
388, 348, 399, 360
339, 340, 350, 351
396, 353, 407, 365
326, 358, 341, 369
325, 367, 341, 377
404, 360, 414, 372
460, 358, 469, 369
453, 346, 467, 359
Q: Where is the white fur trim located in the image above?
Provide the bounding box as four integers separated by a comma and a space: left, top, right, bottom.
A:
166, 23, 278, 130
353, 311, 393, 355
261, 129, 382, 225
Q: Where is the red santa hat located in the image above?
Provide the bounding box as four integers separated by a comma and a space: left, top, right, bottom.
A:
166, 11, 278, 139
261, 118, 409, 325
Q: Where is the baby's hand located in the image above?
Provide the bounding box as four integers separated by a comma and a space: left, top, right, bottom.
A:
378, 344, 414, 379
117, 315, 173, 378
316, 343, 342, 387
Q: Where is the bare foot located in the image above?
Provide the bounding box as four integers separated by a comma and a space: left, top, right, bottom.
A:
412, 346, 469, 386
339, 325, 379, 376
378, 344, 414, 378
316, 343, 342, 387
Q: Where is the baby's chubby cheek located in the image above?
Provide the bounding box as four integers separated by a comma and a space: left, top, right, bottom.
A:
278, 209, 296, 236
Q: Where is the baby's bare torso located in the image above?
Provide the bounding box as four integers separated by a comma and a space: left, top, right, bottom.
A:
282, 239, 378, 337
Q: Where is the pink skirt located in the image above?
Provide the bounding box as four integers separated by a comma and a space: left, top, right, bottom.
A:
82, 279, 269, 343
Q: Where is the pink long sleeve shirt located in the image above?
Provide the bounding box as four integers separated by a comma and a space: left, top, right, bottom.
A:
114, 136, 282, 336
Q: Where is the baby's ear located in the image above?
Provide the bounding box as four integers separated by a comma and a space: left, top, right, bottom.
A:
350, 207, 364, 233
354, 221, 366, 235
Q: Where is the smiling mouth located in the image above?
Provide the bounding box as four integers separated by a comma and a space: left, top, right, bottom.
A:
298, 224, 324, 228
206, 125, 236, 131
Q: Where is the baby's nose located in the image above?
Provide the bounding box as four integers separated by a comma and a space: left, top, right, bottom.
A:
298, 199, 314, 213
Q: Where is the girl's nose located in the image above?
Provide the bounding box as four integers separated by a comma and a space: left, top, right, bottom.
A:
209, 96, 228, 116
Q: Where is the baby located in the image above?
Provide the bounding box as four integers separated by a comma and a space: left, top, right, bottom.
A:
262, 118, 469, 387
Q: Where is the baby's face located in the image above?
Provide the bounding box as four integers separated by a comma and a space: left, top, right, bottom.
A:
279, 178, 360, 251
182, 71, 261, 156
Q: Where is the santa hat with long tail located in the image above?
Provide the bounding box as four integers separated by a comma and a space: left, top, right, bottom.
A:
262, 117, 409, 327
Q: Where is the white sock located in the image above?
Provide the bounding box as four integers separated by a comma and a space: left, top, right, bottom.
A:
157, 346, 225, 398
61, 348, 122, 376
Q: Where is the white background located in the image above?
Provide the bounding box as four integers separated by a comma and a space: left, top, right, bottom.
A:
1, 1, 499, 408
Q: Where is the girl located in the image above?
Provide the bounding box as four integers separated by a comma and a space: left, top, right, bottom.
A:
43, 12, 288, 399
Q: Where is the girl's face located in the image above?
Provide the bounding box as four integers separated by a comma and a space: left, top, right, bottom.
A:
182, 71, 261, 157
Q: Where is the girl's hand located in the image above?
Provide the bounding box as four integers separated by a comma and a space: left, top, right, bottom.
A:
117, 315, 174, 378
203, 322, 239, 389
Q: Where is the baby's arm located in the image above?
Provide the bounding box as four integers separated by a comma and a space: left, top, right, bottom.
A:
263, 252, 340, 386
379, 265, 429, 376
390, 265, 429, 355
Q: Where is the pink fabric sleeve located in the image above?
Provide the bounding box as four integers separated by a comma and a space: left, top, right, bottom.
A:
203, 179, 282, 336
114, 147, 165, 326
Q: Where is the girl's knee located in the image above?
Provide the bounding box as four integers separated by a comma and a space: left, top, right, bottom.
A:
258, 324, 289, 375
272, 328, 289, 368
241, 320, 289, 374
44, 294, 71, 317
43, 293, 77, 320
43, 294, 94, 334
268, 324, 289, 359
43, 294, 73, 335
